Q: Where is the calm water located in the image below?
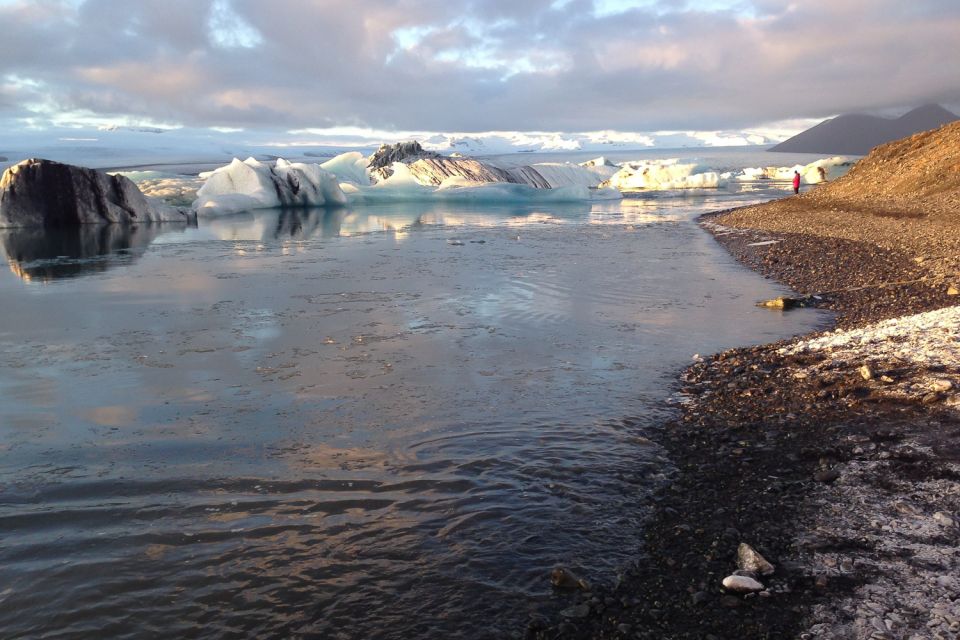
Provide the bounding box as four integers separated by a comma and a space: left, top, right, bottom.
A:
0, 191, 827, 639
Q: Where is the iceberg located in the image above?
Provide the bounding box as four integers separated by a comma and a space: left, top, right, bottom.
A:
194, 157, 346, 216
347, 163, 620, 203
605, 161, 720, 191
519, 163, 607, 189
192, 153, 620, 214
725, 156, 856, 185
320, 151, 371, 186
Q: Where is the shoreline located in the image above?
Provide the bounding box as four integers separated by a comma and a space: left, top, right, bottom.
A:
528, 196, 960, 639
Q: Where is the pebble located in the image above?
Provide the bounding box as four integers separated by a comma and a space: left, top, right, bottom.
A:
560, 603, 590, 619
722, 575, 764, 593
933, 512, 955, 528
737, 543, 776, 576
550, 567, 590, 591
814, 469, 841, 483
931, 379, 953, 392
720, 595, 741, 608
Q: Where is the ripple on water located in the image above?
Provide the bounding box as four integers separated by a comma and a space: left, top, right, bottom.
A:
0, 202, 829, 639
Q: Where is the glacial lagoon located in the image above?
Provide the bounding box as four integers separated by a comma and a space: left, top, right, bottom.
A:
0, 191, 828, 638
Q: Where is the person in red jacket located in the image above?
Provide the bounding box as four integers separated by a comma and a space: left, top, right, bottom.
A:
793, 170, 801, 194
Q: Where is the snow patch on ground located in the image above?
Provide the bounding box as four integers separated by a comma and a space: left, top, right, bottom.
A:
781, 306, 960, 369
781, 306, 960, 405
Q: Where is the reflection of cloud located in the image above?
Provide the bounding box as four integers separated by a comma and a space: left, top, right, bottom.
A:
84, 405, 138, 427
286, 442, 391, 473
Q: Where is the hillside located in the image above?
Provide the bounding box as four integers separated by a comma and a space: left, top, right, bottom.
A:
770, 104, 958, 155
716, 120, 960, 282
805, 119, 960, 214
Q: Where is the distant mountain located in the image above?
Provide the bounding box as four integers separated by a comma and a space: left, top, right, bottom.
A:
769, 104, 959, 155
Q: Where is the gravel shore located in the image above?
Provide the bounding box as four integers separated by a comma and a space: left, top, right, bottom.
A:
528, 124, 960, 639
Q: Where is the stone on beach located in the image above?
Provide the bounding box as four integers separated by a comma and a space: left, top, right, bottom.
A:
758, 296, 803, 310
737, 543, 775, 576
550, 567, 591, 591
722, 575, 765, 593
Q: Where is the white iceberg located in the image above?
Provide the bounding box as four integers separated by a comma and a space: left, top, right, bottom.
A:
347, 163, 620, 203
320, 151, 371, 186
194, 157, 346, 216
606, 161, 720, 191
522, 163, 608, 189
728, 156, 856, 185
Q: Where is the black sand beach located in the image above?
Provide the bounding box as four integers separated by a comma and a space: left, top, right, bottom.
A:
529, 123, 960, 639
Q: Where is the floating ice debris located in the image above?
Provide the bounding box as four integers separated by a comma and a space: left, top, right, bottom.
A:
722, 156, 855, 185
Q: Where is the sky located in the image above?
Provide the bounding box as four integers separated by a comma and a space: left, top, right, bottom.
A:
1, 0, 959, 151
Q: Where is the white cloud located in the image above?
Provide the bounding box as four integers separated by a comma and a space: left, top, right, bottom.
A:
0, 0, 956, 137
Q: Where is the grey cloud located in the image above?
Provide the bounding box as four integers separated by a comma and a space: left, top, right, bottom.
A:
0, 0, 958, 133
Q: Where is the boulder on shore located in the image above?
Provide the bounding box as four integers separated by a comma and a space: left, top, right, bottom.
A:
0, 158, 192, 227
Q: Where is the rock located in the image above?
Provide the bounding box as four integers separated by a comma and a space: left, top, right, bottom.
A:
948, 285, 960, 296
367, 140, 440, 172
933, 512, 956, 528
859, 365, 874, 381
0, 158, 191, 227
691, 591, 709, 605
722, 575, 764, 593
720, 595, 742, 608
407, 157, 521, 186
814, 469, 841, 483
560, 603, 591, 619
737, 543, 776, 576
550, 567, 590, 591
922, 392, 943, 404
616, 623, 632, 635
931, 379, 953, 393
758, 296, 804, 310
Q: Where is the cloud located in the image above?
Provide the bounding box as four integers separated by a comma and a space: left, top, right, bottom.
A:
0, 0, 957, 134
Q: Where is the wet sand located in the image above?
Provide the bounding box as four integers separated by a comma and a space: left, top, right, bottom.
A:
529, 195, 960, 639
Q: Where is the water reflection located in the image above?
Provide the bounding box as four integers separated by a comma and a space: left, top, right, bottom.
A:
2, 223, 191, 283
0, 195, 831, 640
1, 183, 789, 286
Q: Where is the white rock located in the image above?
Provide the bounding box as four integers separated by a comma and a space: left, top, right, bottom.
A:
738, 543, 776, 576
933, 512, 956, 528
722, 575, 764, 593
